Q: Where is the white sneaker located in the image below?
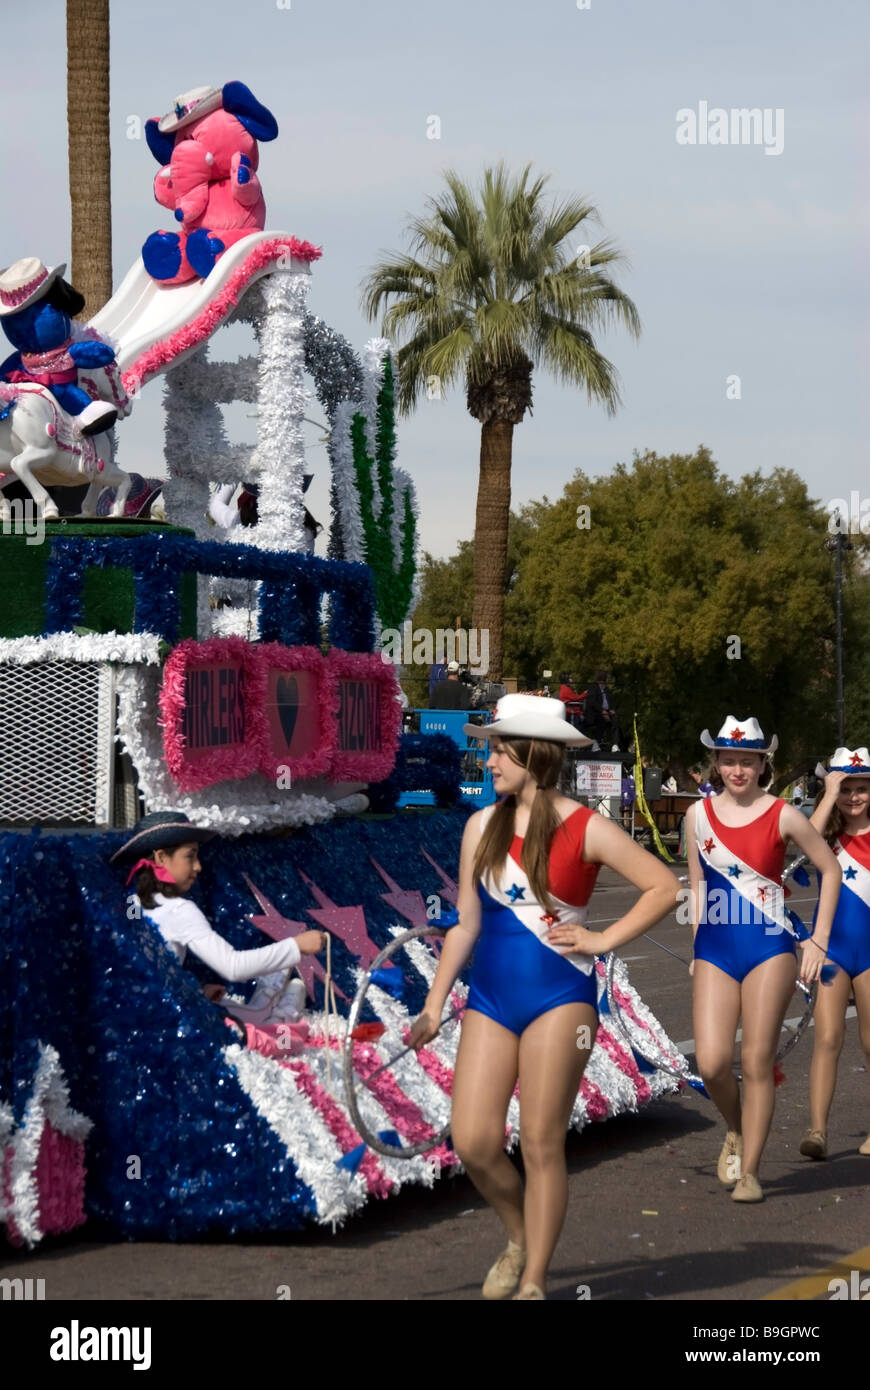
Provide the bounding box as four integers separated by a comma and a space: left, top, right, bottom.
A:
273, 978, 307, 1021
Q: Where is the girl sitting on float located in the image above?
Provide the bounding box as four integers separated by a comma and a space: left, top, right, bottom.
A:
111, 812, 324, 1044
801, 748, 870, 1160
686, 717, 841, 1202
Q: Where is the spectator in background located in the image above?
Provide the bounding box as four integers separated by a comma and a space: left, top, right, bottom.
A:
429, 660, 472, 710
558, 672, 586, 727
689, 765, 716, 797
583, 671, 618, 748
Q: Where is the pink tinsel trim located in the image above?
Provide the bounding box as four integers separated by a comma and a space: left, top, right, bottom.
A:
35, 1128, 87, 1237
311, 1034, 455, 1167
402, 1035, 455, 1098
593, 1025, 652, 1105
159, 635, 268, 792
3, 1125, 87, 1247
596, 959, 686, 1075
280, 1057, 392, 1197
122, 236, 322, 392
257, 644, 337, 781
324, 649, 402, 784
579, 1075, 610, 1122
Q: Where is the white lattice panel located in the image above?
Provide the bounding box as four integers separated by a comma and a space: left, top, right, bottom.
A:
0, 662, 115, 825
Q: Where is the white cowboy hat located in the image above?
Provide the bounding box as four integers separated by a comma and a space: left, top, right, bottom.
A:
700, 715, 778, 756
464, 693, 592, 746
814, 746, 870, 779
0, 257, 66, 316
158, 86, 223, 135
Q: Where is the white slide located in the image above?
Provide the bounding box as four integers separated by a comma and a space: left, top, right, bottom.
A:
90, 231, 312, 388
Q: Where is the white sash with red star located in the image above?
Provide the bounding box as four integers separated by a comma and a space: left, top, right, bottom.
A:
695, 800, 793, 935
478, 806, 594, 974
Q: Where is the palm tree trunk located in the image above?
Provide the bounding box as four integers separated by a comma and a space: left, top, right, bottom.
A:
67, 0, 112, 317
472, 419, 513, 683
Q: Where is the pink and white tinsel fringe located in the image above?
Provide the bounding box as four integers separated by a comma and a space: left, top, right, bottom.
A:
122, 236, 322, 393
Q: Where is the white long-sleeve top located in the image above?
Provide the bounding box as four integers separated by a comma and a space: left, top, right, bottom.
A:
136, 893, 301, 982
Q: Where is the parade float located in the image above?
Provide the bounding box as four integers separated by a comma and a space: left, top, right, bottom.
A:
0, 82, 688, 1249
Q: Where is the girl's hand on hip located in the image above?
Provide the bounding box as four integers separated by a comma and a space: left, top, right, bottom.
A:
546, 924, 604, 956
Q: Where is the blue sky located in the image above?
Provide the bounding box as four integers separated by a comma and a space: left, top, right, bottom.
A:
0, 0, 866, 557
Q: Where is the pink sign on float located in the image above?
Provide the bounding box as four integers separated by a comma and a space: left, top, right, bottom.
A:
182, 663, 247, 765
160, 636, 266, 792
161, 640, 400, 791
325, 649, 402, 783
259, 643, 335, 781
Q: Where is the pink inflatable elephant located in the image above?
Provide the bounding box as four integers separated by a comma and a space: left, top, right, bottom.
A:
142, 82, 279, 285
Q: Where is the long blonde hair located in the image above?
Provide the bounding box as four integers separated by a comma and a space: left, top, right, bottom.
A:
472, 738, 566, 912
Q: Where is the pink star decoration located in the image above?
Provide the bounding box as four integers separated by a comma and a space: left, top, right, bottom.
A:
242, 874, 347, 1003
297, 869, 390, 971
419, 846, 458, 906
370, 856, 429, 927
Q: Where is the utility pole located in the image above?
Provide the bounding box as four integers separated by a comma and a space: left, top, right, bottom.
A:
826, 511, 852, 745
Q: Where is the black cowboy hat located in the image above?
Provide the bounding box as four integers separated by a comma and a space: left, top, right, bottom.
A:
110, 811, 216, 864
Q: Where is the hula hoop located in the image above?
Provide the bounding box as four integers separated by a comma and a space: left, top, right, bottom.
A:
778, 852, 819, 1059
342, 924, 454, 1160
604, 951, 704, 1087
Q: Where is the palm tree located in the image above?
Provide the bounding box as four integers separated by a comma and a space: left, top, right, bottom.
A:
362, 164, 640, 681
67, 0, 113, 315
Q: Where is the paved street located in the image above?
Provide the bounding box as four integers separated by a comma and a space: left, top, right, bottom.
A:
3, 867, 868, 1302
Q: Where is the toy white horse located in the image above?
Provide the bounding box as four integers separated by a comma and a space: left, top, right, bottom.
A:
0, 383, 132, 520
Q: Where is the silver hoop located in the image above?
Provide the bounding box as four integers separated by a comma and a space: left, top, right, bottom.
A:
776, 979, 817, 1061
342, 925, 453, 1160
604, 952, 704, 1087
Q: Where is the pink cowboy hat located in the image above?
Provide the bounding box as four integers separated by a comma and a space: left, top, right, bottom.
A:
0, 258, 66, 316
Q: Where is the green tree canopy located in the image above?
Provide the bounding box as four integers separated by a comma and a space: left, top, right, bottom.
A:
410, 446, 870, 777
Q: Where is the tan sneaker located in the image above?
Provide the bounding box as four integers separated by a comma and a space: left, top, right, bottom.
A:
859, 1135, 870, 1156
482, 1240, 526, 1300
717, 1130, 743, 1185
512, 1282, 545, 1300
799, 1130, 827, 1160
732, 1173, 763, 1202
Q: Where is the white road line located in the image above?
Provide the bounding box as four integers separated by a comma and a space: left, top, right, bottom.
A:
674, 1006, 858, 1055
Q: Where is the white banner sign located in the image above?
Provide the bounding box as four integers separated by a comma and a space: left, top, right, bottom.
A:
574, 760, 623, 796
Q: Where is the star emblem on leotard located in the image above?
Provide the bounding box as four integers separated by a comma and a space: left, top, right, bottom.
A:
540, 911, 558, 926
845, 865, 858, 880
506, 884, 525, 902
729, 727, 745, 741
728, 863, 741, 877
703, 838, 715, 854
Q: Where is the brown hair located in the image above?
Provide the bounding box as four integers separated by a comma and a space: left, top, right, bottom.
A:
472, 738, 566, 913
133, 863, 183, 911
812, 789, 844, 845
704, 751, 773, 791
